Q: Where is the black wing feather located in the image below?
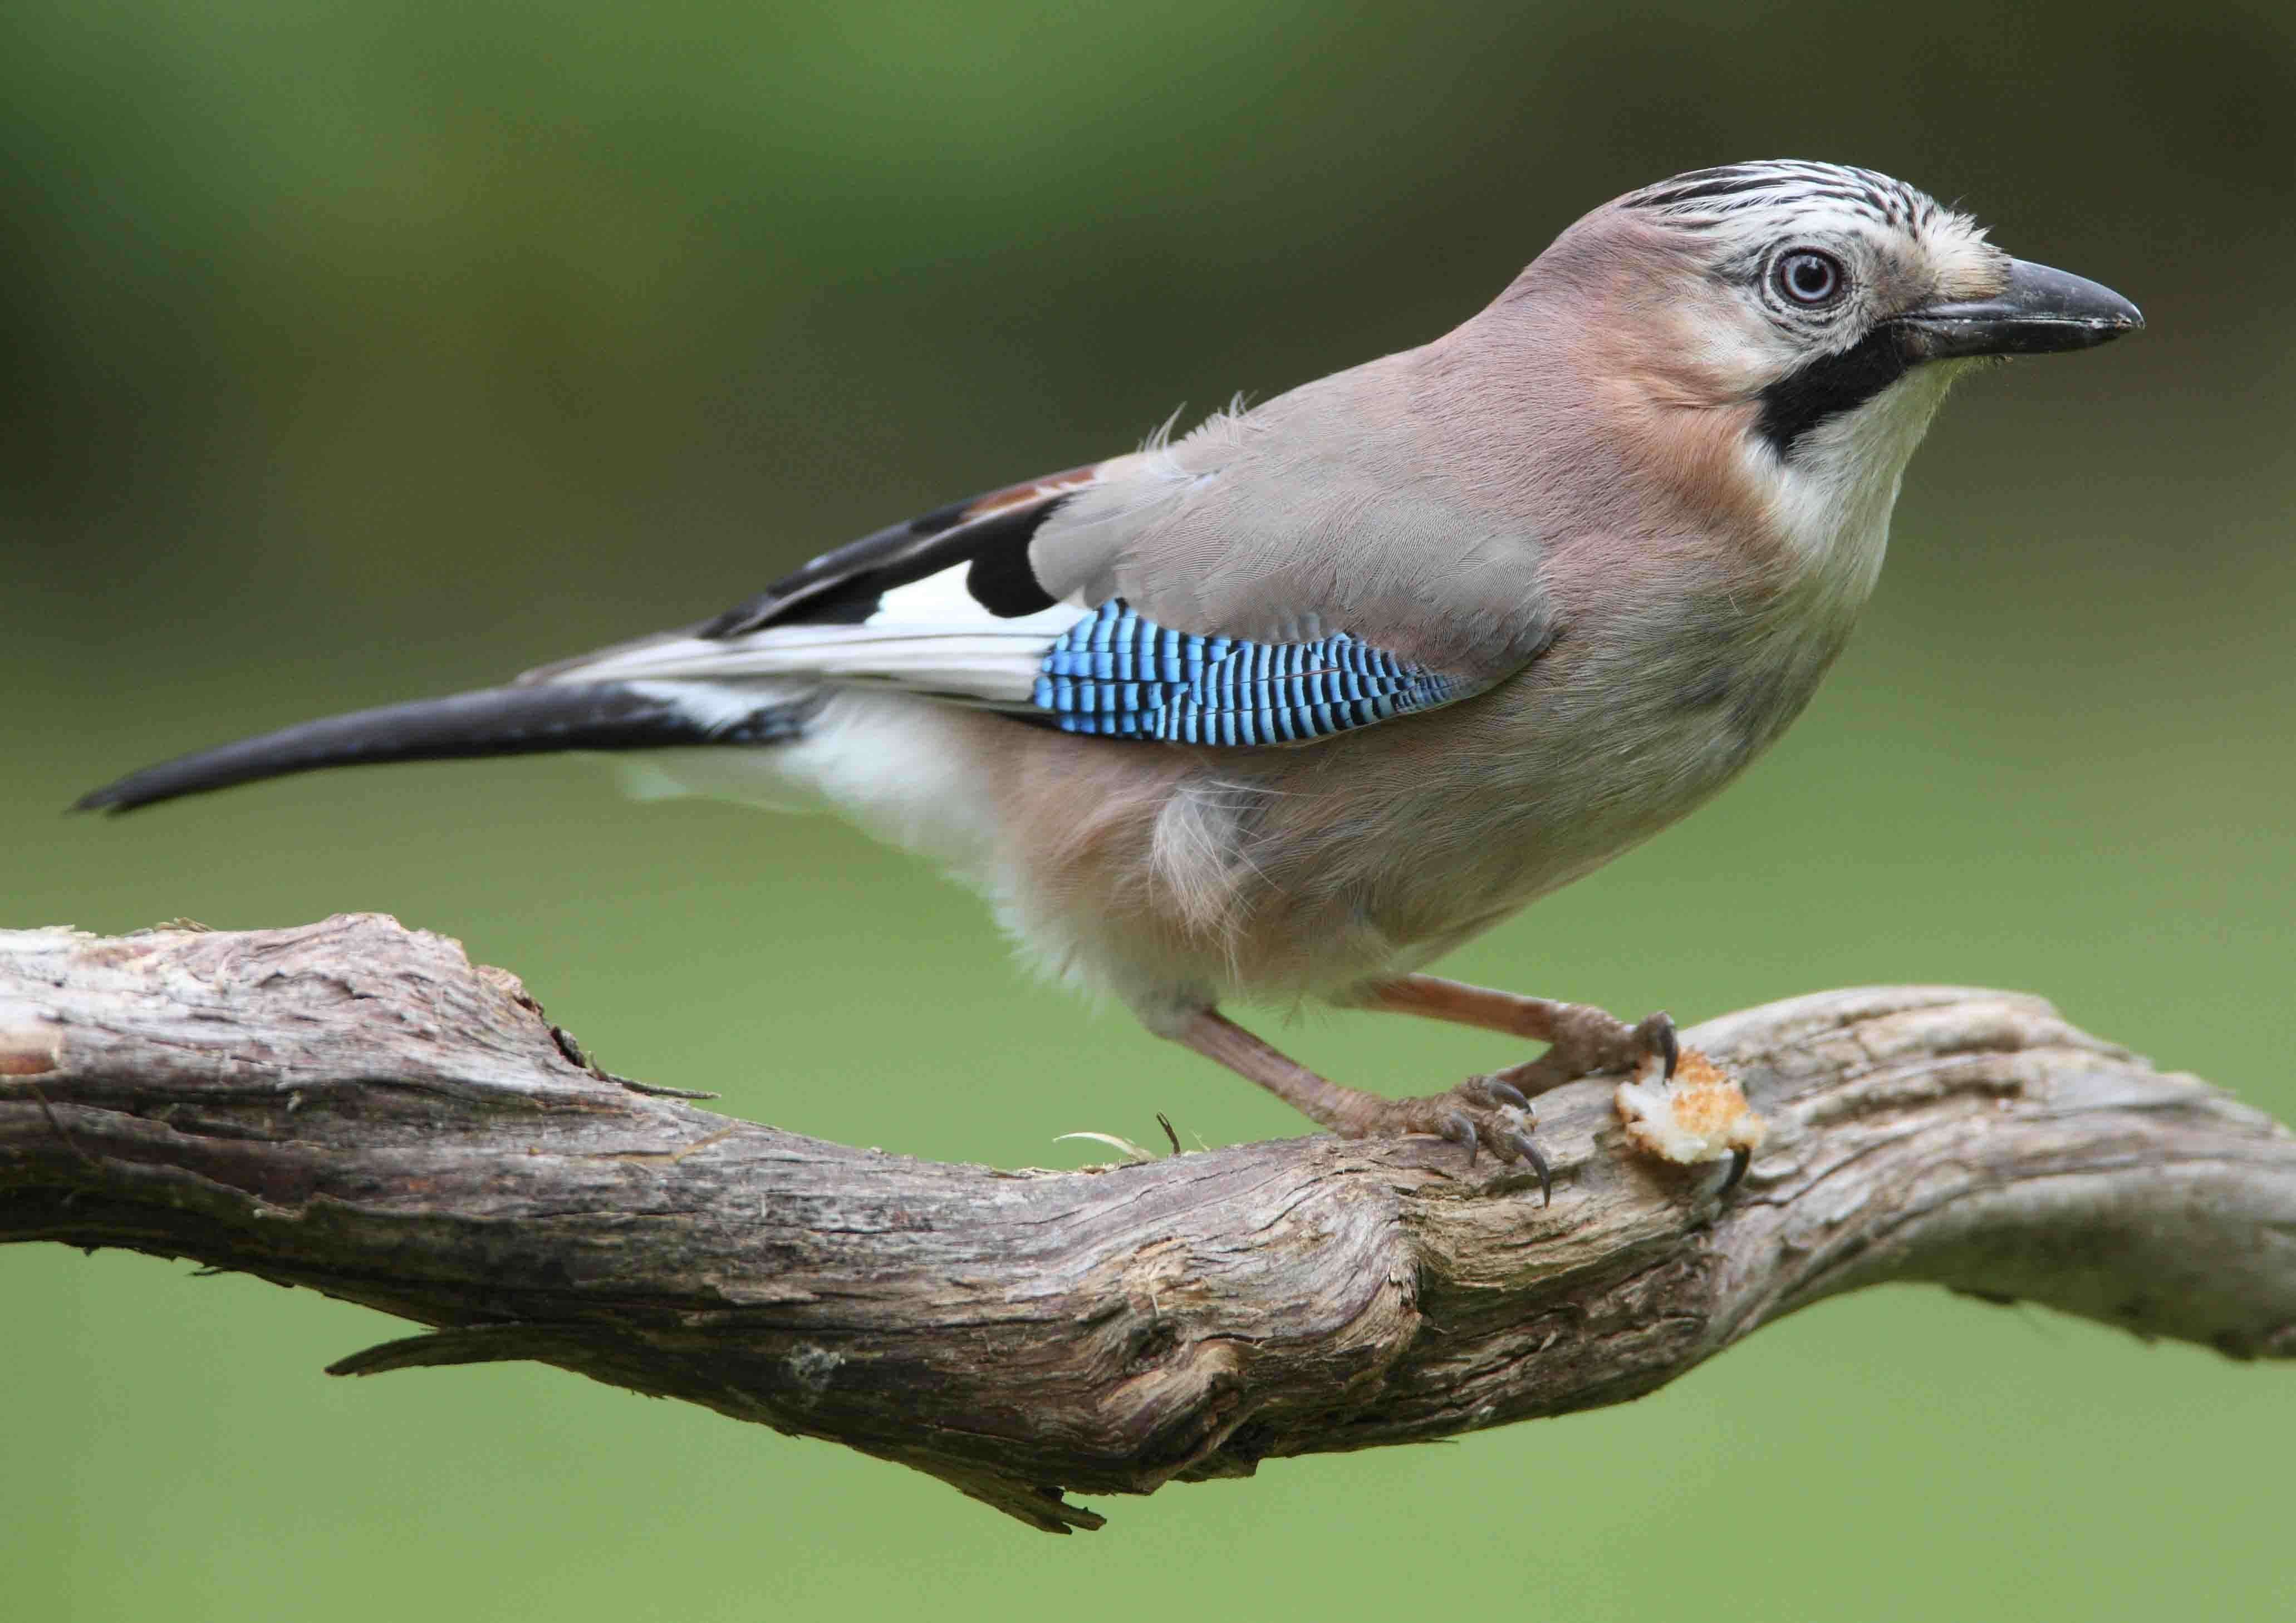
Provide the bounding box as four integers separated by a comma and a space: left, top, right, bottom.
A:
75, 683, 812, 814
698, 465, 1097, 638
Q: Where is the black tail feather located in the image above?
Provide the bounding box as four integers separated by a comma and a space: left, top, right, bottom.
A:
73, 682, 807, 814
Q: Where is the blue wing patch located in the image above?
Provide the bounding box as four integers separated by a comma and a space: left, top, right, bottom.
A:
1032, 600, 1457, 745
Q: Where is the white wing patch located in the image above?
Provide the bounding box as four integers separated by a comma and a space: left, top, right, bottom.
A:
864, 556, 1085, 624
546, 560, 1079, 707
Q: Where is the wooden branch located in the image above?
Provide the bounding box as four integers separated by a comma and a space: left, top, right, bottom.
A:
3, 916, 2290, 1532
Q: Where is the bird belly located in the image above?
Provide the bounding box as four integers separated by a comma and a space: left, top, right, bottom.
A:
604, 635, 1833, 1030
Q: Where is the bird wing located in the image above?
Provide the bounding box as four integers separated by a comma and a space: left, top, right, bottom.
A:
533, 372, 1559, 748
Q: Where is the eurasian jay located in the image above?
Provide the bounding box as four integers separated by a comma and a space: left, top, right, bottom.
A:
77, 161, 2142, 1198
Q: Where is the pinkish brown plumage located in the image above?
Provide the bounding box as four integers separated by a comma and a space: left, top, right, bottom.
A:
77, 163, 2142, 1198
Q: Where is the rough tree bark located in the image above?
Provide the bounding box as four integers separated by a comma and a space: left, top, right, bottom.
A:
3, 914, 2290, 1532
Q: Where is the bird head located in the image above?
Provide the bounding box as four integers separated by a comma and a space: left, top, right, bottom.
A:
1496, 160, 2142, 586
1615, 161, 2135, 441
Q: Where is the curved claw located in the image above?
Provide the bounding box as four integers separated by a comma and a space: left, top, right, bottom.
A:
1511, 1133, 1552, 1207
1440, 1110, 1479, 1167
1649, 1015, 1680, 1083
1720, 1144, 1752, 1194
1482, 1076, 1531, 1112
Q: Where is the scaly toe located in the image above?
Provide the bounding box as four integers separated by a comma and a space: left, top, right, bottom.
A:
1340, 1083, 1549, 1197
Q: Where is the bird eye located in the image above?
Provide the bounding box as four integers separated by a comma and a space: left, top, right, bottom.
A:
1774, 249, 1846, 307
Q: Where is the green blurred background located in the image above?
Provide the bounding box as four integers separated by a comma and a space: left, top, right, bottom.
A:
6, 1, 2292, 1616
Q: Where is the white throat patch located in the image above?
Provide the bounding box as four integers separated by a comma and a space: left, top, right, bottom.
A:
1748, 361, 1964, 612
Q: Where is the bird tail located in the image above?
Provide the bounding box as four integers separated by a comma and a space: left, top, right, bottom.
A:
73, 681, 813, 814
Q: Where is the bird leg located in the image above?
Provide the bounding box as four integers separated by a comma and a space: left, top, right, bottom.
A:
1356, 973, 1677, 1097
1173, 1009, 1552, 1203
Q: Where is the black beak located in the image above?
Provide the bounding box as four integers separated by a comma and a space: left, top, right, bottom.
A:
1895, 258, 2143, 360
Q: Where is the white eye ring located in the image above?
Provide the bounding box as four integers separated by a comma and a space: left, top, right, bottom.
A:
1774, 249, 1847, 307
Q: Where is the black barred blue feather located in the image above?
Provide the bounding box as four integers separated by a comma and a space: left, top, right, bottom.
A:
1032, 600, 1458, 746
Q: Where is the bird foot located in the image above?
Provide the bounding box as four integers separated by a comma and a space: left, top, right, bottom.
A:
1335, 1076, 1552, 1204
1486, 1004, 1677, 1099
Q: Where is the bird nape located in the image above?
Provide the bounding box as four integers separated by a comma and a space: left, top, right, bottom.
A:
75, 160, 2142, 1202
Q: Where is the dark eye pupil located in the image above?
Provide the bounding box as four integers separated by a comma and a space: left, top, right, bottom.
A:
1780, 252, 1841, 304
